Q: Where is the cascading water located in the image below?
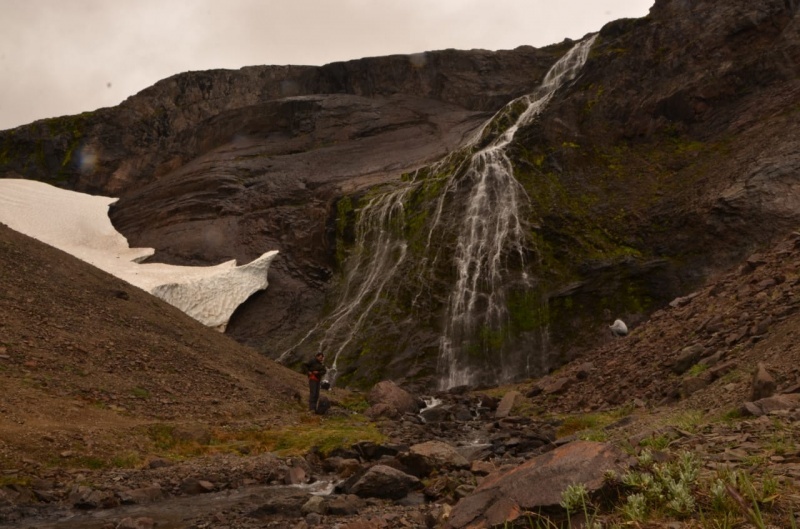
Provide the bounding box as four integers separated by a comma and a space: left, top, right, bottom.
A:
437, 35, 598, 388
286, 35, 598, 389
279, 184, 413, 383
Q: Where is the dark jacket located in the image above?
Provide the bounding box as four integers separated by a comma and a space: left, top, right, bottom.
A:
305, 357, 327, 381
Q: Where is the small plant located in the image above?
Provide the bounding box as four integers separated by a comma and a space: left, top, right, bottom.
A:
555, 405, 634, 438
559, 483, 602, 529
639, 434, 671, 450
339, 392, 370, 413
636, 448, 654, 468
0, 475, 32, 487
687, 363, 709, 377
665, 482, 696, 515
622, 492, 647, 521
131, 387, 150, 399
719, 407, 743, 424
560, 483, 590, 513
760, 471, 779, 502
580, 430, 608, 442
710, 478, 733, 512
110, 452, 141, 468
618, 450, 702, 522
670, 410, 706, 432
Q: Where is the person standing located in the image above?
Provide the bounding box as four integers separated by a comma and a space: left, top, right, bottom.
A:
304, 352, 327, 412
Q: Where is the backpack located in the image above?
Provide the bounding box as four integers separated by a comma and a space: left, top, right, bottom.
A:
315, 395, 330, 415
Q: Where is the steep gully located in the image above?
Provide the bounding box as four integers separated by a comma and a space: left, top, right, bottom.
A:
285, 37, 597, 390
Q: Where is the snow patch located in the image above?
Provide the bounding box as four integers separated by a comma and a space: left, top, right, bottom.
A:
0, 179, 278, 331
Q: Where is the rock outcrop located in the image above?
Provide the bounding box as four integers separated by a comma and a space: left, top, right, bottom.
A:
446, 441, 631, 529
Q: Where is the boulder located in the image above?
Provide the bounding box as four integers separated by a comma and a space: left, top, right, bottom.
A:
446, 441, 631, 529
301, 495, 327, 515
751, 362, 776, 401
284, 465, 307, 485
399, 440, 470, 477
495, 391, 522, 418
363, 402, 398, 419
249, 489, 312, 518
68, 486, 117, 509
347, 464, 421, 500
680, 376, 709, 398
671, 344, 705, 375
117, 518, 155, 529
741, 393, 800, 416
327, 494, 366, 515
118, 486, 164, 505
179, 479, 214, 495
421, 404, 452, 423
322, 457, 362, 479
365, 381, 420, 418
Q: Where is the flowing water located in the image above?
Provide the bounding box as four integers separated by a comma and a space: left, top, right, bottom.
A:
287, 36, 598, 389
436, 35, 598, 388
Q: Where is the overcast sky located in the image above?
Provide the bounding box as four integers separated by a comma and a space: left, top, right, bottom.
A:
0, 0, 653, 131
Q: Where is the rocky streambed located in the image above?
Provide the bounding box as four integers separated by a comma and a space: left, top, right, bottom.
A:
3, 379, 800, 529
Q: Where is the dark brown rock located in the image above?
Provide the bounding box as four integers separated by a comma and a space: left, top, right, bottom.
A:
249, 489, 313, 518
365, 381, 420, 417
494, 391, 522, 418
118, 486, 164, 505
446, 441, 632, 528
347, 464, 421, 500
751, 362, 777, 401
398, 441, 469, 477
671, 345, 706, 375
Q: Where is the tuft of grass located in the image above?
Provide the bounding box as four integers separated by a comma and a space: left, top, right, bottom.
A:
663, 409, 706, 433
556, 405, 634, 439
217, 415, 386, 457
688, 363, 709, 377
0, 475, 32, 487
147, 415, 385, 459
131, 387, 150, 399
639, 434, 671, 450
338, 392, 371, 413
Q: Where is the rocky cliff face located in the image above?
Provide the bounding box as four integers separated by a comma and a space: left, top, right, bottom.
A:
1, 0, 798, 390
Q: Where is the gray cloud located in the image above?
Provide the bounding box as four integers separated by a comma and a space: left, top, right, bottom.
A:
0, 0, 653, 130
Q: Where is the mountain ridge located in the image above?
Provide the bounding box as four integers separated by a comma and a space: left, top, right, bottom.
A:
1, 0, 799, 388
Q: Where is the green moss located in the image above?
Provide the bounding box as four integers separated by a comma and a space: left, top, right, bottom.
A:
131, 387, 151, 399
477, 98, 530, 147
228, 418, 385, 457
334, 195, 355, 267
555, 406, 633, 438
0, 112, 92, 183
583, 84, 605, 115
507, 289, 550, 333
0, 474, 32, 487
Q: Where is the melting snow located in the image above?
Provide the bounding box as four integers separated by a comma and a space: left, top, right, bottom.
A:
0, 179, 278, 331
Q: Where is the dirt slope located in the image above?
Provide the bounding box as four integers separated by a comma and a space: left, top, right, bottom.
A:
0, 222, 308, 470
526, 231, 800, 417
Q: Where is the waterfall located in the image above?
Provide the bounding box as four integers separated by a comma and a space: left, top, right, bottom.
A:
437, 35, 598, 388
279, 182, 414, 383
285, 35, 597, 389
